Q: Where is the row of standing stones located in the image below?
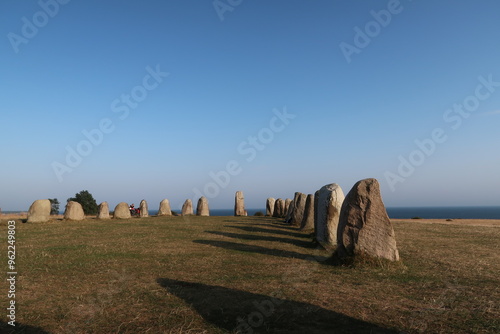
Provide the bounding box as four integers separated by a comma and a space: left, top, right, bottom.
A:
24, 178, 397, 263
265, 178, 400, 263
25, 197, 211, 222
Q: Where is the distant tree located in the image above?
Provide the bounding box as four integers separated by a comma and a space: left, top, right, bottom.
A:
67, 190, 98, 215
49, 198, 60, 215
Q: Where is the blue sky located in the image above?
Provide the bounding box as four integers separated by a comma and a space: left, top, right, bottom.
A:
1, 0, 499, 211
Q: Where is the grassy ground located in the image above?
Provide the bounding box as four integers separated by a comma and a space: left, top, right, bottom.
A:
0, 215, 498, 333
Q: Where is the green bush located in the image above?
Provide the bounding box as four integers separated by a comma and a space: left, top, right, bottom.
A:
49, 198, 60, 215
67, 190, 98, 215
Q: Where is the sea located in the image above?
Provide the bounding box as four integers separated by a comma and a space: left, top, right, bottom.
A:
3, 207, 500, 219
151, 207, 500, 219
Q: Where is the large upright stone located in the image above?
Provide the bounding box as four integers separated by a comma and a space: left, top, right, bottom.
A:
196, 197, 210, 216
97, 202, 110, 219
315, 183, 345, 250
234, 191, 245, 216
27, 199, 51, 223
336, 178, 400, 262
300, 194, 315, 230
273, 198, 285, 218
114, 202, 131, 219
284, 199, 294, 223
139, 199, 149, 218
64, 201, 85, 221
266, 198, 275, 216
289, 192, 307, 227
182, 199, 193, 216
158, 199, 172, 216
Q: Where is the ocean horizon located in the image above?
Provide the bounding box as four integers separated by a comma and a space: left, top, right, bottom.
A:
3, 206, 500, 219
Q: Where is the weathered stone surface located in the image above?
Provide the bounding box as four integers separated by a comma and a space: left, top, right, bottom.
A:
64, 201, 85, 221
289, 192, 307, 227
273, 198, 285, 218
313, 190, 319, 233
182, 199, 193, 216
284, 199, 294, 223
97, 202, 110, 219
27, 199, 51, 223
315, 183, 345, 250
158, 199, 172, 216
300, 194, 315, 230
114, 202, 131, 219
266, 198, 275, 216
139, 199, 149, 218
234, 191, 245, 216
196, 196, 210, 216
337, 178, 400, 262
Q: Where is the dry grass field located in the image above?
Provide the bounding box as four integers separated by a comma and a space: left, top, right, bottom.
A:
0, 215, 499, 333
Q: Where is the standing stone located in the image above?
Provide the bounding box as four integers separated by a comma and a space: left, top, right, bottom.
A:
64, 201, 85, 221
284, 198, 292, 216
196, 197, 210, 216
182, 199, 193, 216
313, 190, 320, 234
114, 202, 131, 219
273, 198, 285, 218
336, 178, 400, 262
284, 199, 294, 223
139, 199, 149, 218
289, 192, 307, 227
158, 199, 172, 216
315, 183, 345, 250
266, 198, 275, 216
97, 202, 110, 219
27, 199, 51, 223
234, 191, 245, 216
300, 194, 315, 230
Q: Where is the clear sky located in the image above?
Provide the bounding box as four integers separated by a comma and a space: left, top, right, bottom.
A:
1, 0, 499, 211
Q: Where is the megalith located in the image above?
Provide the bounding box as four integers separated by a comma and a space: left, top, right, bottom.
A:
97, 202, 110, 219
114, 202, 131, 219
158, 199, 172, 216
27, 199, 51, 223
300, 194, 315, 230
139, 199, 149, 218
182, 199, 193, 216
266, 198, 275, 216
64, 201, 85, 221
196, 196, 210, 216
315, 183, 345, 250
234, 191, 245, 216
336, 178, 400, 262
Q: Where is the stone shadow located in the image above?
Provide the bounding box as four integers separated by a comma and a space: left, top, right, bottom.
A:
157, 278, 398, 334
224, 225, 311, 239
0, 321, 51, 333
205, 230, 314, 248
193, 239, 328, 261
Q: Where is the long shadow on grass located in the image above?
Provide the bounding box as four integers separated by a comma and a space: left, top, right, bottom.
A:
0, 321, 51, 333
193, 240, 328, 261
206, 231, 314, 248
157, 278, 398, 334
223, 219, 303, 231
224, 225, 311, 239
